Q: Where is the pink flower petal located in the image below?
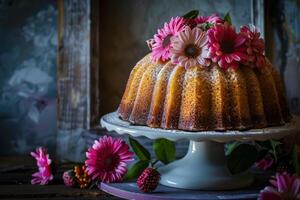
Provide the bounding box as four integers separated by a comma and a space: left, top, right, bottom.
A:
259, 188, 282, 200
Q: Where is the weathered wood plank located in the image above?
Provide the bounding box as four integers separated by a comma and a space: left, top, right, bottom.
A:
0, 185, 121, 199
0, 156, 122, 199
57, 0, 91, 130
90, 0, 101, 127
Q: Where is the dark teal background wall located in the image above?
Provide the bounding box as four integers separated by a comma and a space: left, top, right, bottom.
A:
275, 0, 300, 114
0, 0, 299, 158
0, 0, 57, 155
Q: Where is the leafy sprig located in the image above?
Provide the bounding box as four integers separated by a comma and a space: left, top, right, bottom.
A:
182, 10, 199, 19
124, 137, 176, 180
223, 12, 232, 25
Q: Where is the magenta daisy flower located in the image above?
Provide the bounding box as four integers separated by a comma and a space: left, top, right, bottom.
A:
259, 172, 300, 200
170, 26, 210, 69
240, 24, 265, 68
85, 136, 134, 183
152, 16, 186, 62
30, 147, 53, 185
207, 22, 247, 69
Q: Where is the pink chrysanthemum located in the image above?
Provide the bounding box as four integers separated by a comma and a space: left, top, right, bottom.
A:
152, 17, 186, 62
259, 172, 300, 200
207, 22, 247, 69
170, 26, 210, 69
30, 147, 53, 185
85, 136, 134, 183
240, 24, 265, 67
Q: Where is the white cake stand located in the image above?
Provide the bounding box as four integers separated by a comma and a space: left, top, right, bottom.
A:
101, 112, 300, 190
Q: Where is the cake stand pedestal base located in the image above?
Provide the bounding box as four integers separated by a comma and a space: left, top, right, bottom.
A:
159, 140, 253, 190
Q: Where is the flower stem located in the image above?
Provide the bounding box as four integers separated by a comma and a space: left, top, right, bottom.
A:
151, 160, 159, 168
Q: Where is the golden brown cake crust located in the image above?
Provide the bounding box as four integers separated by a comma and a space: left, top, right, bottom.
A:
118, 55, 291, 131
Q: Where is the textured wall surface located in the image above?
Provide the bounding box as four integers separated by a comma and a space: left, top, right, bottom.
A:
276, 0, 300, 115
0, 0, 57, 155
99, 0, 252, 116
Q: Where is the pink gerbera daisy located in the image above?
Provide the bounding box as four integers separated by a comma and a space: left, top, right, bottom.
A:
240, 24, 265, 68
30, 147, 53, 185
170, 26, 210, 69
85, 136, 134, 183
207, 22, 247, 69
259, 172, 300, 200
152, 17, 186, 62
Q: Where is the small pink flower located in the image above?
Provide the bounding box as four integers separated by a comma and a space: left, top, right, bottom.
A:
207, 22, 247, 69
170, 26, 210, 69
255, 155, 274, 170
30, 147, 53, 185
85, 136, 134, 183
152, 17, 186, 62
240, 24, 265, 68
259, 172, 300, 200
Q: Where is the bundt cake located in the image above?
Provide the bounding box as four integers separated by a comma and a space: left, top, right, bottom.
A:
117, 12, 291, 131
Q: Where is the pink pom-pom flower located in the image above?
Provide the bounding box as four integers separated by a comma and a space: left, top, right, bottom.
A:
170, 26, 210, 69
207, 22, 247, 69
259, 172, 300, 200
152, 16, 186, 62
62, 170, 76, 187
85, 136, 134, 183
240, 24, 265, 68
30, 147, 53, 185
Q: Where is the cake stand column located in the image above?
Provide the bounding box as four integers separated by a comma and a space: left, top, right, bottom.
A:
158, 140, 254, 190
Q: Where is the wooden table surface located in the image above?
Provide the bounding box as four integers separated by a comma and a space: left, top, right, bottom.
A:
0, 156, 123, 200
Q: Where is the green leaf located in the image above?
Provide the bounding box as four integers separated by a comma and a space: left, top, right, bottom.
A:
223, 12, 232, 25
292, 145, 300, 176
227, 144, 258, 174
123, 160, 149, 181
129, 137, 151, 161
225, 141, 240, 156
153, 138, 176, 164
182, 10, 199, 19
270, 140, 281, 149
270, 140, 281, 162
